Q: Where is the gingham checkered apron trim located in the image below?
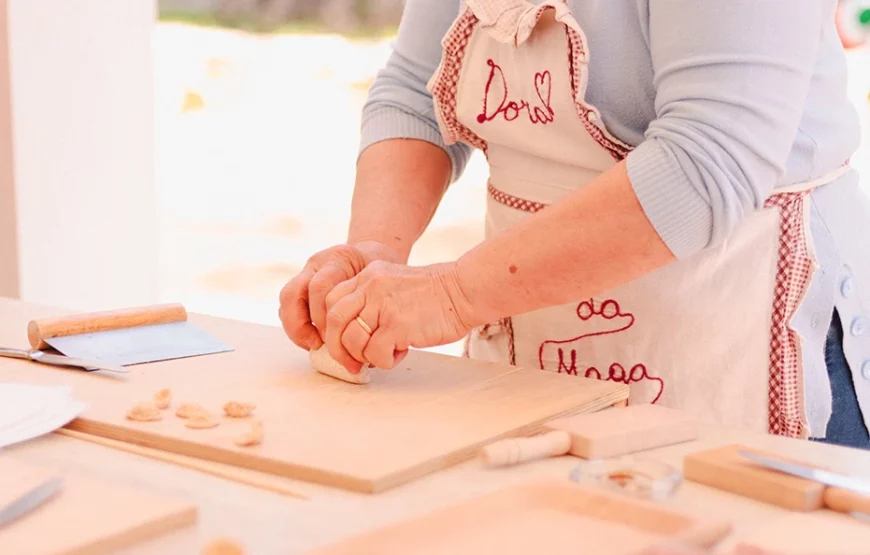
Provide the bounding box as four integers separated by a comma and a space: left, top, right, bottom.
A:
764, 191, 812, 438
428, 8, 488, 153
762, 162, 849, 437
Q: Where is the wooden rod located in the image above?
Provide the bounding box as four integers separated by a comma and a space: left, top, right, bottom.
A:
823, 486, 870, 516
56, 428, 309, 501
28, 303, 188, 350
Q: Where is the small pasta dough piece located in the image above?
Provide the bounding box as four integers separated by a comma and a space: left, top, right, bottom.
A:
201, 538, 245, 555
153, 388, 172, 409
185, 414, 220, 429
310, 345, 370, 384
234, 420, 263, 447
126, 401, 162, 422
176, 403, 209, 419
222, 401, 256, 418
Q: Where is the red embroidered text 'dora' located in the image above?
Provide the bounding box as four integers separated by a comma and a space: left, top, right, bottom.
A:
477, 59, 554, 125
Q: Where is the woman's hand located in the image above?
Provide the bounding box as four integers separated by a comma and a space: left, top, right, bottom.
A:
322, 261, 478, 373
278, 241, 403, 351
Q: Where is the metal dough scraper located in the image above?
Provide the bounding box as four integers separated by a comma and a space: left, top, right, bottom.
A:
26, 303, 233, 367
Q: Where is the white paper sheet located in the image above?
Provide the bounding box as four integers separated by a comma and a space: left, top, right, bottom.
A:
0, 384, 87, 449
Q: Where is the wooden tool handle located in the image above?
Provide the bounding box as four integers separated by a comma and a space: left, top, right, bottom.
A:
823, 486, 870, 516
481, 431, 572, 468
28, 303, 188, 350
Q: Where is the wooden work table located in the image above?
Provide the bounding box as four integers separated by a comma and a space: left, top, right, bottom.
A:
8, 425, 870, 554
3, 298, 870, 554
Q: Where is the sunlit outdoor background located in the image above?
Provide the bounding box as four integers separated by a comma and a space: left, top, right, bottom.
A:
154, 1, 870, 357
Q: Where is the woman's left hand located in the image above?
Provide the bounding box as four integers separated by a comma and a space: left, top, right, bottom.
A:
323, 260, 478, 373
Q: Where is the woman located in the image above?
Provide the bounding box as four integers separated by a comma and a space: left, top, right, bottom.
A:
279, 0, 870, 448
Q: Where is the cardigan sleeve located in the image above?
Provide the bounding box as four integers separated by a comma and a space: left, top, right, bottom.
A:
626, 0, 826, 259
358, 0, 471, 183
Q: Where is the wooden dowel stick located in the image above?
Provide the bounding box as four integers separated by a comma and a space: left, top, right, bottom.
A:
56, 428, 309, 501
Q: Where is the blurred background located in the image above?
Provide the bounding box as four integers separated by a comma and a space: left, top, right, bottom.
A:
154, 0, 492, 355
0, 1, 868, 357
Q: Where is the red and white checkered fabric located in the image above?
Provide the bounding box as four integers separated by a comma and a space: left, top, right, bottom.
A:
429, 9, 487, 153
564, 27, 631, 161
764, 192, 813, 438
488, 181, 547, 213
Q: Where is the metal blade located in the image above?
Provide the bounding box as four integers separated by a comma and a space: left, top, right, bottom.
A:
0, 475, 63, 528
739, 450, 870, 495
44, 321, 233, 366
30, 352, 129, 374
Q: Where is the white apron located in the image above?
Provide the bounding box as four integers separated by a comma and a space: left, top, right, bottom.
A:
427, 0, 851, 437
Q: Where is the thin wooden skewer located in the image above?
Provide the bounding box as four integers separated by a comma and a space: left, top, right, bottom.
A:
56, 428, 309, 501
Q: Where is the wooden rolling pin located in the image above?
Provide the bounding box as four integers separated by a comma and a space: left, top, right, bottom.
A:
481, 404, 698, 468
685, 444, 870, 517
823, 486, 870, 516
28, 304, 188, 350
482, 431, 572, 468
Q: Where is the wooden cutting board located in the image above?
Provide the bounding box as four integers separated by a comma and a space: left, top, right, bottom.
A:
307, 479, 732, 554
0, 457, 196, 555
738, 511, 870, 554
0, 298, 628, 493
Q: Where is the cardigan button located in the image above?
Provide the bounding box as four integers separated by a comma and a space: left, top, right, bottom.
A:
863, 360, 870, 381
841, 277, 854, 298
851, 317, 867, 337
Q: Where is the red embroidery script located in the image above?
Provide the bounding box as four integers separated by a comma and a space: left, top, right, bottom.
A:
585, 364, 664, 404
477, 59, 554, 125
538, 299, 664, 404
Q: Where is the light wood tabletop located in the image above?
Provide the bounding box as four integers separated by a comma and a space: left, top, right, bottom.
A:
2, 297, 870, 554
7, 426, 870, 554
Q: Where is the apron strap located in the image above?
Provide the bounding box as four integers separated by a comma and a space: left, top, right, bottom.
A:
772, 163, 851, 195
465, 0, 577, 46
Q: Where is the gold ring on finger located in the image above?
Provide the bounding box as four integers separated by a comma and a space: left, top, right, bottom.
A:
355, 316, 373, 335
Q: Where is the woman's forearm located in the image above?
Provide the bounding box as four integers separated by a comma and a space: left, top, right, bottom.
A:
348, 139, 452, 262
454, 162, 677, 326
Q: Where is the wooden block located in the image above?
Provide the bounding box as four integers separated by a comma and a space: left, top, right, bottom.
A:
683, 444, 825, 511
0, 457, 197, 554
545, 404, 698, 459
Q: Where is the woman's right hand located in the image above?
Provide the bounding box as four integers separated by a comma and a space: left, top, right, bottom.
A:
278, 240, 402, 351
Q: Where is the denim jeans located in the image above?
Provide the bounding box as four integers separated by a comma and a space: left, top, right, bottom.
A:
810, 310, 870, 449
